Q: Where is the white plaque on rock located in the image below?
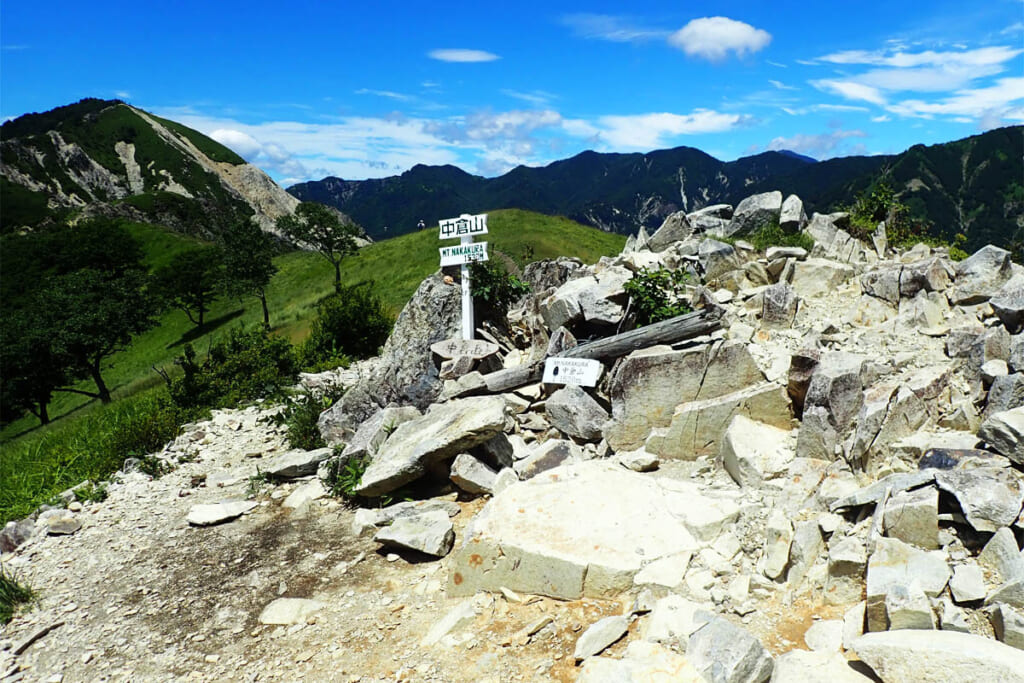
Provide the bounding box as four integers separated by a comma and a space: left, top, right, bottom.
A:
430, 338, 500, 360
543, 358, 602, 386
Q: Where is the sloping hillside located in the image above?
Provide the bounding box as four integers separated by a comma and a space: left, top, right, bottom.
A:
0, 98, 298, 237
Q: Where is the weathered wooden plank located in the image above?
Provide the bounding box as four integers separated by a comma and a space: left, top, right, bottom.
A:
557, 308, 722, 361
480, 308, 722, 393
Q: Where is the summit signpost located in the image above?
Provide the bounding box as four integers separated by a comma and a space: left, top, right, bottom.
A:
438, 213, 488, 340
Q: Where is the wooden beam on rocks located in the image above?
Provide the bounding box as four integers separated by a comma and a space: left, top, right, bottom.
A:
481, 307, 723, 394
557, 307, 724, 362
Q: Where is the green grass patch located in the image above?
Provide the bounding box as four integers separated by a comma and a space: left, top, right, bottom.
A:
0, 391, 194, 523
1, 563, 35, 624
748, 220, 815, 252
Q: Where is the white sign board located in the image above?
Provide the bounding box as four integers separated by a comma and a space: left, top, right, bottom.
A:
542, 358, 603, 386
439, 213, 488, 240
440, 242, 488, 267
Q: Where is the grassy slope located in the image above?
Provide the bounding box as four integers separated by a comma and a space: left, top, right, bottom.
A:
0, 207, 624, 440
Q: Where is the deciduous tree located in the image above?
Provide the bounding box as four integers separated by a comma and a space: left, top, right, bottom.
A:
276, 202, 360, 292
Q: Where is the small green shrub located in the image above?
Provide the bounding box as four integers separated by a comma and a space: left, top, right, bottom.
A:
164, 327, 298, 410
136, 454, 173, 479
73, 482, 107, 504
846, 180, 934, 249
300, 283, 392, 370
469, 260, 530, 325
321, 451, 405, 508
749, 219, 815, 252
1, 560, 36, 624
623, 267, 693, 328
275, 385, 346, 451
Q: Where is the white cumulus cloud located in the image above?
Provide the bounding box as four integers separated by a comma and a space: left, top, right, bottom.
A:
668, 17, 771, 62
428, 49, 500, 63
766, 129, 867, 159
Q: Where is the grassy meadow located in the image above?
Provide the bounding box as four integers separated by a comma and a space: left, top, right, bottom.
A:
0, 209, 625, 522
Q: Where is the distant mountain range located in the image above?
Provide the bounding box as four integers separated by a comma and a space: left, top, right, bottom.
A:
289, 126, 1023, 251
2, 99, 1020, 253
0, 98, 298, 238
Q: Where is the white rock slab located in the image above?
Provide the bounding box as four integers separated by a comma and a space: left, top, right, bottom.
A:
186, 500, 257, 526
258, 597, 325, 625
852, 630, 1024, 682
579, 641, 704, 682
448, 461, 700, 599
574, 615, 629, 661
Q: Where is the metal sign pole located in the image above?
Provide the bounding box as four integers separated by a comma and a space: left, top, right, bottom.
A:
460, 235, 474, 340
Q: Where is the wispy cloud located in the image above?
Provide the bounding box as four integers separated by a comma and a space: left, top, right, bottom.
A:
428, 49, 500, 63
115, 90, 132, 99
355, 88, 413, 101
668, 17, 771, 62
560, 13, 669, 43
769, 80, 798, 91
886, 76, 1024, 121
501, 89, 558, 106
2, 44, 29, 51
812, 80, 888, 106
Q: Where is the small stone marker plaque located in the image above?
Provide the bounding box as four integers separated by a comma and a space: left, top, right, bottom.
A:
440, 242, 488, 267
542, 358, 602, 386
430, 338, 500, 360
439, 213, 488, 239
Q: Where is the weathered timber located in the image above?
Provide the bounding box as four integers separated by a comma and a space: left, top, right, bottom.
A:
483, 363, 545, 393
559, 307, 723, 362
481, 308, 722, 393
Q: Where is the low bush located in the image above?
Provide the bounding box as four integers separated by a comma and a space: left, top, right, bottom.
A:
275, 384, 346, 451
623, 267, 693, 328
469, 260, 530, 325
164, 327, 298, 410
300, 283, 392, 370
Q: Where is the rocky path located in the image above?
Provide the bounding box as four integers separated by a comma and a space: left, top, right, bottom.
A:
0, 407, 627, 682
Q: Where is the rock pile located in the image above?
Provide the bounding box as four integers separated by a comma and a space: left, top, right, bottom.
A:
4, 190, 1024, 681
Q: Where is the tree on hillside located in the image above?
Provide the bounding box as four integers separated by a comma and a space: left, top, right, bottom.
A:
276, 202, 360, 292
37, 268, 159, 404
154, 246, 224, 327
220, 219, 279, 328
0, 309, 73, 424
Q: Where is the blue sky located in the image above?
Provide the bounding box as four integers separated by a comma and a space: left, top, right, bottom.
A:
2, 1, 1022, 185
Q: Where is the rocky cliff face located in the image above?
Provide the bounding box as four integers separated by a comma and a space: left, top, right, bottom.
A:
0, 98, 297, 236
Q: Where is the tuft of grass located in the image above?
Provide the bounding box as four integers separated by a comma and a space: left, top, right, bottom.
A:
1, 563, 36, 624
73, 482, 107, 504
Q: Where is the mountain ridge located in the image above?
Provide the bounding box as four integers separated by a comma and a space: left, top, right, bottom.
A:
289, 126, 1023, 251
0, 98, 298, 238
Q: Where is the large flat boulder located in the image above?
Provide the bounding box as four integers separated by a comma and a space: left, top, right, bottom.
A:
355, 396, 508, 496
447, 461, 702, 600
605, 341, 767, 452
852, 630, 1024, 682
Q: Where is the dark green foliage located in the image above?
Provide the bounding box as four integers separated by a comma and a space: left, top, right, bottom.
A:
276, 202, 361, 292
0, 564, 35, 624
0, 177, 59, 233
219, 220, 279, 327
275, 385, 346, 451
163, 327, 298, 410
469, 259, 530, 325
39, 268, 159, 403
300, 283, 392, 369
748, 218, 815, 252
154, 245, 224, 327
322, 452, 370, 500
1, 220, 157, 419
623, 267, 693, 328
0, 392, 191, 523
